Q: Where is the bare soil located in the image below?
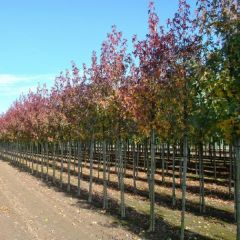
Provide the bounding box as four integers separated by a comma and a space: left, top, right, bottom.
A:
0, 160, 138, 240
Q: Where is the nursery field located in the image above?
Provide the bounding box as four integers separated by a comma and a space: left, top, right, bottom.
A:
0, 0, 239, 239
0, 144, 236, 240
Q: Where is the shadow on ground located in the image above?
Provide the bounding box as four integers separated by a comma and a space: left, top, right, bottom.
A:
0, 156, 216, 240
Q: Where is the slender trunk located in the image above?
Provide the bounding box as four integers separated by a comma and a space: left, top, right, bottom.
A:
107, 152, 111, 182
118, 139, 125, 218
149, 128, 156, 232
136, 143, 140, 178
230, 144, 233, 198
161, 143, 165, 183
213, 142, 217, 180
36, 142, 39, 174
219, 141, 222, 161
124, 141, 128, 176
166, 142, 170, 175
199, 141, 205, 213
132, 142, 137, 193
195, 145, 198, 175
31, 142, 34, 174
235, 137, 240, 240
25, 143, 28, 166
97, 150, 101, 179
209, 142, 212, 164
53, 143, 56, 184
179, 141, 183, 187
60, 142, 64, 188
172, 145, 176, 207
115, 143, 118, 174
18, 143, 20, 166
88, 139, 94, 203
46, 143, 49, 181
73, 142, 76, 173
180, 132, 188, 240
146, 139, 150, 193
223, 142, 226, 166
143, 143, 147, 170
115, 141, 120, 189
106, 144, 110, 182
77, 141, 82, 196
67, 142, 71, 192
41, 143, 44, 179
102, 139, 108, 209
233, 147, 237, 221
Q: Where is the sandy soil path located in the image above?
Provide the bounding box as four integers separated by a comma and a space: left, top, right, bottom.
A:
0, 160, 137, 240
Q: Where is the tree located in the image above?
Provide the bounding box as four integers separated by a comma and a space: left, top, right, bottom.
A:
197, 0, 240, 238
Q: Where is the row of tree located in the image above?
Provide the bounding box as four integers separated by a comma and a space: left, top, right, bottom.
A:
0, 137, 234, 238
0, 0, 239, 239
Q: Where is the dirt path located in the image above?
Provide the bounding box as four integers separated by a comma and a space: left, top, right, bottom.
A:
0, 160, 137, 240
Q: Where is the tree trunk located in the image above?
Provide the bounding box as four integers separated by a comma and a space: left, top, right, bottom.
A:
180, 132, 188, 240
77, 141, 82, 196
230, 144, 233, 198
41, 143, 44, 179
102, 139, 108, 209
132, 142, 137, 193
213, 142, 217, 180
118, 139, 125, 218
136, 143, 140, 178
36, 142, 39, 174
60, 142, 64, 188
146, 139, 150, 193
46, 142, 49, 181
172, 145, 176, 207
107, 145, 111, 182
73, 142, 76, 173
31, 142, 34, 174
199, 141, 205, 213
234, 137, 240, 240
166, 142, 170, 175
149, 128, 156, 232
97, 149, 101, 180
88, 139, 94, 203
115, 141, 120, 189
67, 142, 71, 192
161, 143, 165, 184
53, 143, 56, 184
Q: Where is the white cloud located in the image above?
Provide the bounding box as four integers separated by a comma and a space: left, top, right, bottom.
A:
0, 73, 55, 86
0, 73, 55, 96
0, 85, 38, 97
0, 73, 56, 113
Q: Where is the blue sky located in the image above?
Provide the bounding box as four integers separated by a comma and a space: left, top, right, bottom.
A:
0, 0, 195, 113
